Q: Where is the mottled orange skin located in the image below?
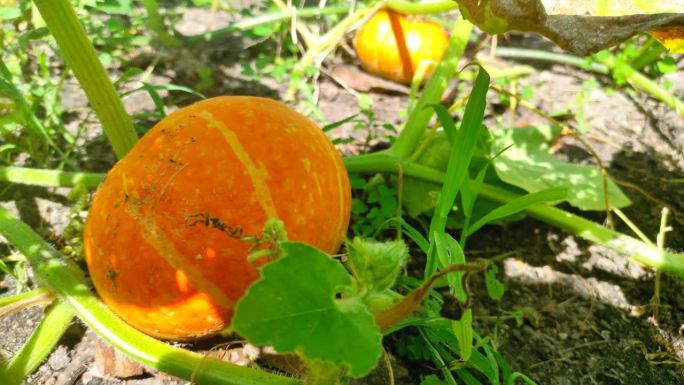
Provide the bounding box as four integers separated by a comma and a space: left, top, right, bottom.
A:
84, 96, 351, 340
354, 10, 450, 84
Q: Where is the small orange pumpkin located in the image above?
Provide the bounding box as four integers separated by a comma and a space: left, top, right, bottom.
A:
354, 9, 450, 84
84, 96, 351, 340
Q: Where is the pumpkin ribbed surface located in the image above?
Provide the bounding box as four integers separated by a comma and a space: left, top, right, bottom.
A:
84, 96, 351, 340
354, 9, 449, 84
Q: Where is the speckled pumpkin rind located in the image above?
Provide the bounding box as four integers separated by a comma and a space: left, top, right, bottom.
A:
84, 96, 351, 340
354, 10, 450, 84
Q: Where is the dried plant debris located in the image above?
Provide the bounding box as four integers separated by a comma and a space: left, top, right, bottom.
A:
457, 0, 684, 55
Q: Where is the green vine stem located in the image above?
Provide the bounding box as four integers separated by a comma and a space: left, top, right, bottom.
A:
0, 205, 301, 385
344, 152, 684, 277
1, 300, 74, 385
0, 166, 104, 189
33, 0, 138, 159
386, 0, 460, 14
494, 47, 684, 117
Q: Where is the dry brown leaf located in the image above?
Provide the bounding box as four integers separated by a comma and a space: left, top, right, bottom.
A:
374, 260, 487, 333
326, 65, 411, 94
457, 0, 684, 55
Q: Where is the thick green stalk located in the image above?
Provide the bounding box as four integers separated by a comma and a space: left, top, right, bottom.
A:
0, 166, 104, 189
0, 206, 301, 385
343, 153, 684, 277
33, 0, 138, 159
2, 300, 74, 385
479, 183, 684, 275
494, 47, 684, 117
390, 17, 472, 159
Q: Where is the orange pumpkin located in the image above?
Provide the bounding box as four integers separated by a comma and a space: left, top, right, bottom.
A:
354, 9, 450, 84
84, 96, 351, 340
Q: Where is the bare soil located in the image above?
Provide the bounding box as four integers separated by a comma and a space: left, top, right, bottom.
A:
1, 6, 684, 385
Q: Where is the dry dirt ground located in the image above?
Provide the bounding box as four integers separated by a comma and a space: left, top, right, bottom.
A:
2, 6, 684, 385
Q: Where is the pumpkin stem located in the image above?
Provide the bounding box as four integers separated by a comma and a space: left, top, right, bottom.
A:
388, 11, 414, 83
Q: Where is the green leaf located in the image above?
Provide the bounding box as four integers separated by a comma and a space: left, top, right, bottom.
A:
432, 233, 467, 302
251, 23, 277, 37
90, 0, 133, 14
468, 349, 500, 384
0, 258, 11, 276
466, 187, 567, 236
491, 125, 631, 211
421, 374, 448, 385
424, 68, 490, 281
0, 7, 21, 20
232, 242, 382, 377
403, 177, 442, 218
371, 217, 430, 253
484, 264, 505, 301
656, 56, 677, 74
455, 369, 483, 385
402, 129, 499, 220
430, 104, 457, 143
322, 114, 358, 132
452, 309, 473, 361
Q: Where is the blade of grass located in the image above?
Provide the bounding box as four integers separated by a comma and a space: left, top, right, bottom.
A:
420, 328, 459, 385
465, 187, 568, 237
2, 300, 73, 385
433, 232, 467, 301
427, 67, 490, 258
373, 217, 430, 253
451, 307, 473, 361
431, 104, 458, 144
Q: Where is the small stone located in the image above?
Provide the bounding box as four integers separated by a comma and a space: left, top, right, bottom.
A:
48, 346, 70, 371
94, 339, 146, 378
